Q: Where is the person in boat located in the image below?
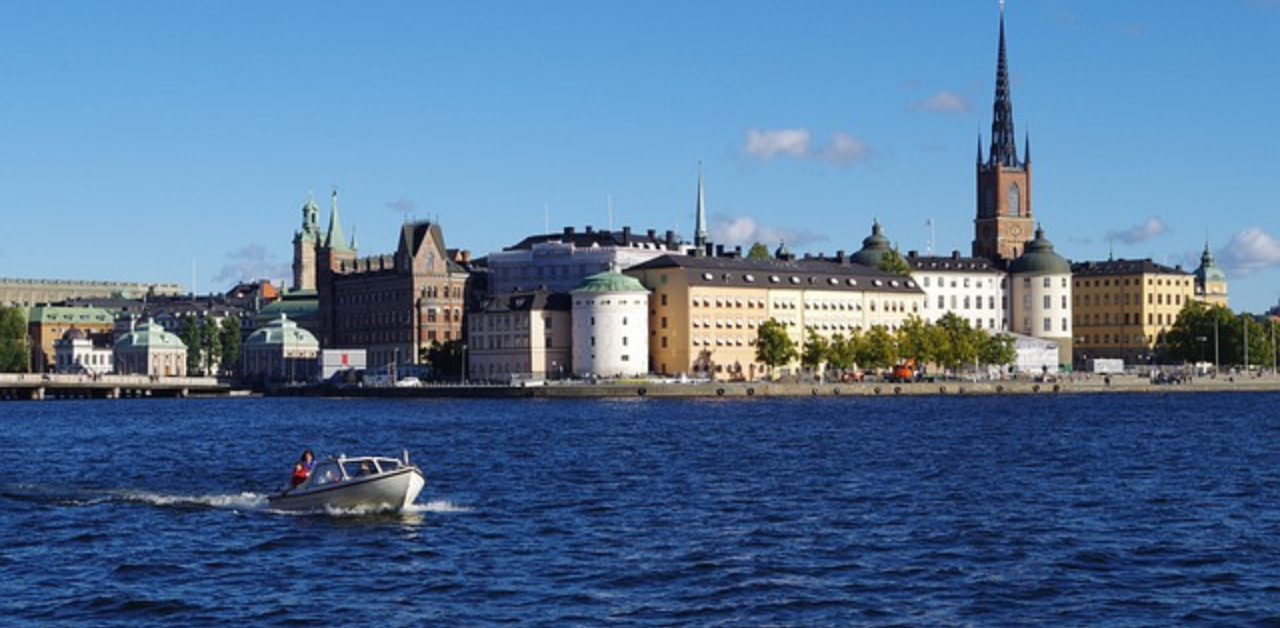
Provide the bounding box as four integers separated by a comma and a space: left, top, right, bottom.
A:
289, 449, 317, 488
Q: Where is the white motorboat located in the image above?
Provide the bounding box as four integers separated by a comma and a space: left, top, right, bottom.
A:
268, 452, 425, 513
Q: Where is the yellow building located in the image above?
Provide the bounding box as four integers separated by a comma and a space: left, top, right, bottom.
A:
625, 254, 926, 381
1071, 259, 1195, 365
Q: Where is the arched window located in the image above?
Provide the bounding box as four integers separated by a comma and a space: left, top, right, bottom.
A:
1008, 183, 1022, 216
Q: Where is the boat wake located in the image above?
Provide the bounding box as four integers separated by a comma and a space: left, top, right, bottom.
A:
2, 483, 469, 517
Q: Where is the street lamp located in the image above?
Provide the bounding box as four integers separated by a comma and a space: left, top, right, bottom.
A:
460, 343, 467, 384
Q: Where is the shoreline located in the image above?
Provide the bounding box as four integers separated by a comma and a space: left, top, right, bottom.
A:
270, 373, 1280, 399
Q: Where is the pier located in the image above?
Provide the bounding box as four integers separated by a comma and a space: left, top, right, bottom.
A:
0, 373, 230, 401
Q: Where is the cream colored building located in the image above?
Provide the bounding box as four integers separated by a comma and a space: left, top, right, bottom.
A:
1072, 258, 1195, 365
1007, 227, 1074, 367
625, 255, 926, 381
467, 290, 571, 383
114, 321, 188, 377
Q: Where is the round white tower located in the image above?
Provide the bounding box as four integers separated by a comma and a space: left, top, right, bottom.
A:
570, 270, 650, 378
1008, 226, 1073, 367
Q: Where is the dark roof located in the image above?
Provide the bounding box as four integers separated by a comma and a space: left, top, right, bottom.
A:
1071, 258, 1190, 277
504, 226, 681, 252
905, 252, 1003, 274
474, 290, 571, 314
625, 255, 924, 295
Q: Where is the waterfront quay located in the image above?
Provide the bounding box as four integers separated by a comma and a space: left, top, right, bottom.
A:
270, 372, 1280, 400
0, 373, 229, 401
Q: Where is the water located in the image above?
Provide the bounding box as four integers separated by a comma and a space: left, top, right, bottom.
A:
3, 393, 1280, 627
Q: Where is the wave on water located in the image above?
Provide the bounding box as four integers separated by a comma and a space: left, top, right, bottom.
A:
409, 499, 472, 514
111, 490, 270, 511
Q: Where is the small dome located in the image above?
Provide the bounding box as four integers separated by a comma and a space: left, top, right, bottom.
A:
1008, 226, 1071, 275
851, 220, 892, 267
62, 327, 87, 341
572, 270, 647, 294
1194, 243, 1227, 284
246, 314, 320, 348
114, 322, 186, 349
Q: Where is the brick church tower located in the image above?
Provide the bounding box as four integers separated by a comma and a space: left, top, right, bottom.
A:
973, 6, 1035, 263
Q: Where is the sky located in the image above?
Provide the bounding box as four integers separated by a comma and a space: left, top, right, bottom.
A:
1, 1, 1278, 313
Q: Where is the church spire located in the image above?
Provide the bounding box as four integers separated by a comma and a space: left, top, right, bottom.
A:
987, 4, 1020, 169
325, 187, 351, 251
694, 161, 708, 255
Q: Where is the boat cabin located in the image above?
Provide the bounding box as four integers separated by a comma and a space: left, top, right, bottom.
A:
307, 455, 411, 488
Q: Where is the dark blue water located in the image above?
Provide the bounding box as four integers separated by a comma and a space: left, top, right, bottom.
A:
3, 393, 1280, 627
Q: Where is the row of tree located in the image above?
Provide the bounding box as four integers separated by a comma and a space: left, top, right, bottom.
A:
0, 306, 28, 372
755, 312, 1018, 378
1164, 302, 1278, 369
177, 316, 243, 376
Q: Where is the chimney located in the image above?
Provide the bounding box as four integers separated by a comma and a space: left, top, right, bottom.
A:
715, 244, 725, 257
734, 245, 742, 257
584, 225, 594, 234
563, 226, 575, 237
665, 230, 675, 249
622, 226, 631, 244
836, 250, 846, 264
908, 250, 918, 258
952, 250, 961, 259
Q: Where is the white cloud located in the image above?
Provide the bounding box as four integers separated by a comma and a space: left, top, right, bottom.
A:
911, 90, 970, 113
710, 214, 828, 250
212, 243, 290, 286
743, 128, 875, 165
823, 132, 875, 164
1106, 217, 1167, 245
1218, 227, 1280, 277
744, 128, 811, 161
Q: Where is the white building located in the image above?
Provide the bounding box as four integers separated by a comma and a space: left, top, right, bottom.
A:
1008, 226, 1073, 367
484, 226, 686, 296
570, 269, 650, 378
114, 321, 188, 377
467, 290, 572, 383
53, 327, 114, 375
242, 314, 321, 383
906, 251, 1007, 331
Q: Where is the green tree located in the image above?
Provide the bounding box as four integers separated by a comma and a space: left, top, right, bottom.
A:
801, 329, 830, 380
755, 319, 797, 377
425, 340, 466, 381
979, 332, 1017, 368
179, 316, 203, 374
746, 242, 772, 260
877, 248, 912, 276
219, 315, 243, 375
896, 315, 936, 367
0, 306, 28, 372
934, 312, 981, 374
827, 332, 859, 376
203, 317, 222, 375
859, 325, 898, 370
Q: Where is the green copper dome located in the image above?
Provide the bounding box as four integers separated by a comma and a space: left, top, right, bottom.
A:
1194, 243, 1227, 284
1008, 226, 1071, 275
851, 220, 892, 267
114, 322, 186, 349
572, 270, 647, 294
246, 314, 319, 348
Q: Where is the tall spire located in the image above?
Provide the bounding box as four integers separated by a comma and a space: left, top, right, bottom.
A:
325, 187, 351, 251
987, 4, 1020, 169
694, 161, 708, 254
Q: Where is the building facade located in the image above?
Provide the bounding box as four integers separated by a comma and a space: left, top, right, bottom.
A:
1071, 258, 1195, 364
467, 291, 571, 383
114, 321, 188, 377
27, 305, 116, 372
317, 221, 469, 370
0, 279, 181, 308
1007, 227, 1074, 367
484, 225, 684, 296
53, 327, 114, 375
906, 251, 1007, 331
626, 255, 926, 380
242, 313, 321, 383
570, 270, 650, 379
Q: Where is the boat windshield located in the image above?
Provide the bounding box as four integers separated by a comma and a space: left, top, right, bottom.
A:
310, 461, 345, 487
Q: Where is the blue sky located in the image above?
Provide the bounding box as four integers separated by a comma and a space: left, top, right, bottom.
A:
2, 1, 1278, 312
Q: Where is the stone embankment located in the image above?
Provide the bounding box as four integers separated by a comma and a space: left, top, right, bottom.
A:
277, 373, 1280, 399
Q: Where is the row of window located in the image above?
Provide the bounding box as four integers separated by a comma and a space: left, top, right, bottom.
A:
919, 276, 1003, 289
1075, 277, 1193, 288
930, 295, 1001, 311
1077, 333, 1165, 346
1076, 312, 1177, 327
1023, 317, 1071, 334
698, 271, 912, 290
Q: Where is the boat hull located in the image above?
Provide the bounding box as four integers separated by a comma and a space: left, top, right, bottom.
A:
268, 466, 424, 513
